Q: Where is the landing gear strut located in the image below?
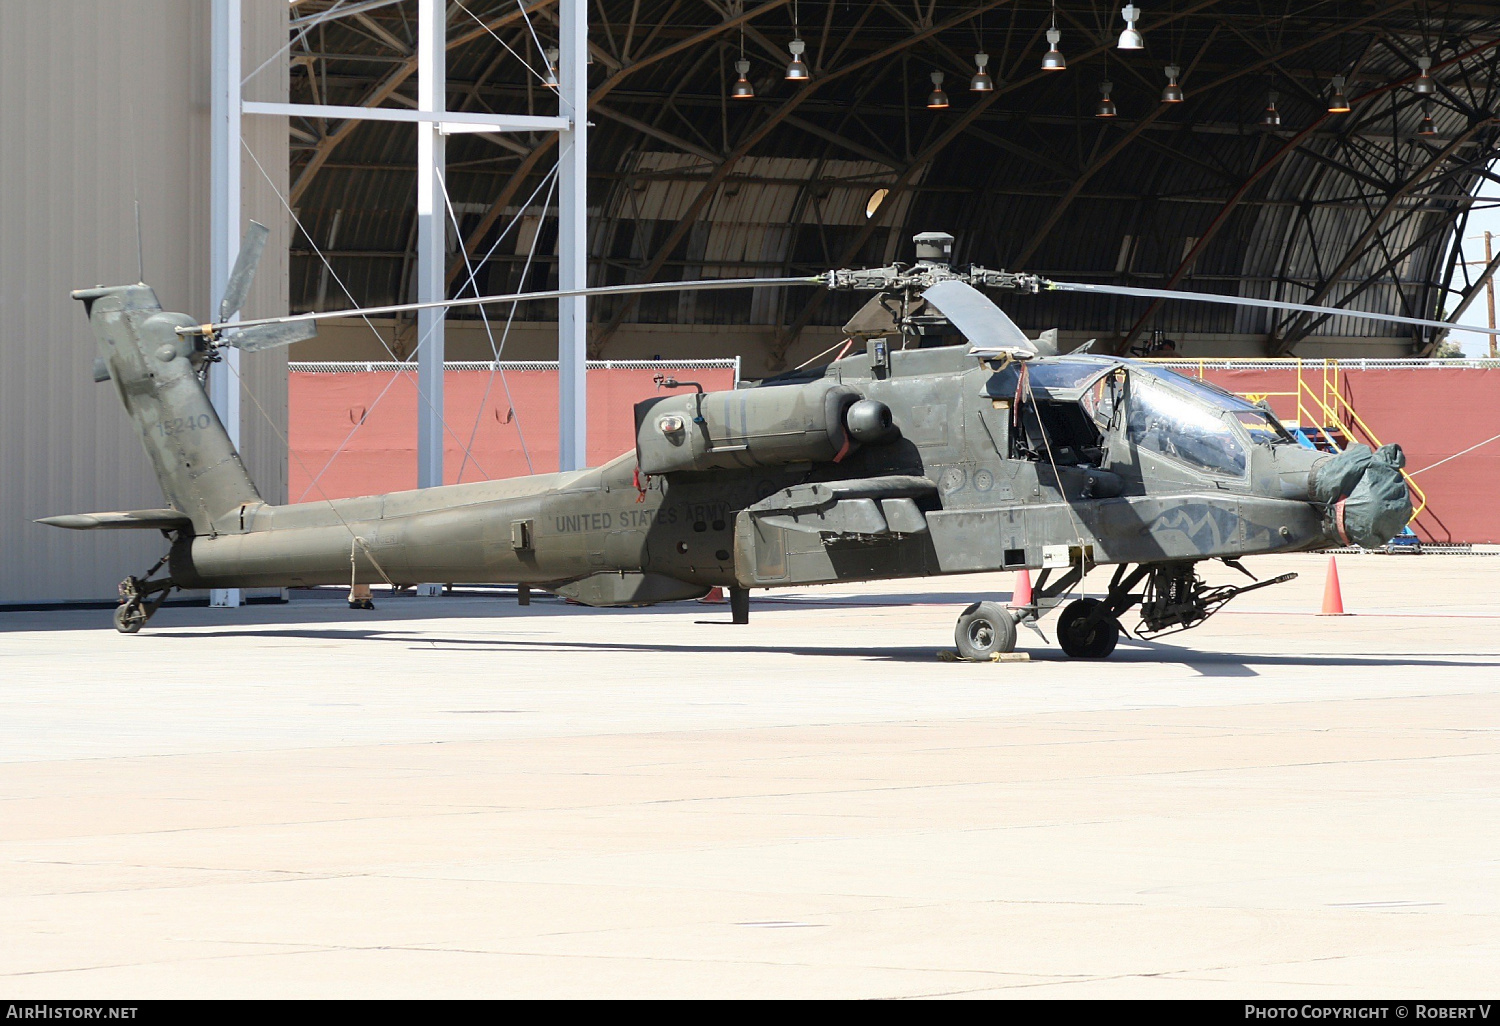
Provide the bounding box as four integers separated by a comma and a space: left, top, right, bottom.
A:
954, 559, 1296, 661
114, 552, 175, 634
1047, 564, 1149, 659
730, 586, 750, 624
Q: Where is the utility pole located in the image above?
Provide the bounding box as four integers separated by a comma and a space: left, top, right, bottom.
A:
1461, 231, 1500, 359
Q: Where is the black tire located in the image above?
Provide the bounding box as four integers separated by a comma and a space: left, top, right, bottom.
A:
954, 601, 1018, 661
113, 602, 146, 634
1057, 598, 1120, 659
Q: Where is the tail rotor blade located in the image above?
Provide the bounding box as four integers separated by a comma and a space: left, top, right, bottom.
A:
219, 221, 271, 322
227, 319, 318, 352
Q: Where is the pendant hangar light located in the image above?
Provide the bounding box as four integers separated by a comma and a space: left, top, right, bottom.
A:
732, 59, 755, 98
1041, 0, 1065, 70
785, 1, 809, 81
1096, 79, 1117, 117
785, 39, 810, 80
730, 8, 753, 99
971, 52, 994, 92
544, 46, 559, 90
1118, 4, 1144, 50
1418, 103, 1436, 136
1413, 55, 1436, 95
971, 10, 994, 92
1327, 75, 1351, 113
1261, 91, 1281, 127
1162, 63, 1183, 102
927, 70, 950, 109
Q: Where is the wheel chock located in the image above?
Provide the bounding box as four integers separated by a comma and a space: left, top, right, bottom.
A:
937, 650, 1031, 663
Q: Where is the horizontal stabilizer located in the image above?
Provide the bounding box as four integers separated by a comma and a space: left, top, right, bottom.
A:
36, 509, 193, 532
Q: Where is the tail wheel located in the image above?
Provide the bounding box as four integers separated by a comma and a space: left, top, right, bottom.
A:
1058, 598, 1120, 659
954, 601, 1018, 661
113, 602, 147, 634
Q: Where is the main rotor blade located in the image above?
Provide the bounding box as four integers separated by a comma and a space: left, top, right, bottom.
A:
1044, 279, 1500, 339
227, 320, 319, 352
203, 275, 822, 337
922, 279, 1035, 353
219, 221, 271, 322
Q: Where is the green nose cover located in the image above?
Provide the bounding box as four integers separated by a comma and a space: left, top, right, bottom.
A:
1310, 443, 1413, 548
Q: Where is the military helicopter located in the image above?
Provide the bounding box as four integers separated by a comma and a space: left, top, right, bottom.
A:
45, 229, 1429, 659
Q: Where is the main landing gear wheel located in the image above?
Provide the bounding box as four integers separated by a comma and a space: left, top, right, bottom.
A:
1057, 598, 1120, 659
954, 601, 1019, 661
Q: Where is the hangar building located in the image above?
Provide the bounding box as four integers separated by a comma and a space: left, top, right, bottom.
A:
4, 0, 1499, 603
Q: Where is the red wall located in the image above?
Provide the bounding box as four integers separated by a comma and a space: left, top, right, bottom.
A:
290, 363, 1500, 544
288, 365, 736, 502
1192, 366, 1500, 544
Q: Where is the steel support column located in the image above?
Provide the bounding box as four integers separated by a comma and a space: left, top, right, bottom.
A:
416, 0, 446, 496
557, 0, 588, 471
209, 0, 243, 609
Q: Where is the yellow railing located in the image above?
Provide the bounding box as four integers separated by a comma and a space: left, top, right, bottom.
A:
1168, 358, 1427, 522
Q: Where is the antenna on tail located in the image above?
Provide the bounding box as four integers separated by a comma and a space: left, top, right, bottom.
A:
134, 200, 145, 284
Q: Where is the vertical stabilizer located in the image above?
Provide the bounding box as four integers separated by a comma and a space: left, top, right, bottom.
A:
73, 284, 261, 534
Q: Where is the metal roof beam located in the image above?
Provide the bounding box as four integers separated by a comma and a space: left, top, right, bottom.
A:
1109, 5, 1500, 355
450, 0, 798, 287
780, 115, 902, 169
594, 102, 721, 162
1272, 119, 1494, 352
587, 0, 1021, 355
288, 0, 559, 204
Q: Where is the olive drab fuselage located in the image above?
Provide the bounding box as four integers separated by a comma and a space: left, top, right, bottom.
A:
167, 343, 1338, 604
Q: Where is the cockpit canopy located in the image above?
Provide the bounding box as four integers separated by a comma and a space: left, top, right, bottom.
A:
982, 356, 1295, 477
903, 281, 1294, 478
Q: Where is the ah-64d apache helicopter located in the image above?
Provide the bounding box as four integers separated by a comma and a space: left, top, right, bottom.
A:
46, 228, 1425, 660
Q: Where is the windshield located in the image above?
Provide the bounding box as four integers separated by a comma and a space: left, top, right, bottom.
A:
1126, 376, 1246, 477
1147, 368, 1293, 443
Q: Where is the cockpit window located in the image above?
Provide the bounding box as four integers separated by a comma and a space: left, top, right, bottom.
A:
1083, 371, 1124, 429
986, 360, 1109, 398
1230, 409, 1295, 445
1156, 369, 1248, 409
1126, 377, 1246, 476
1149, 369, 1293, 444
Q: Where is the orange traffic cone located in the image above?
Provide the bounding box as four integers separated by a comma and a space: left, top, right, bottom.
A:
699, 587, 726, 604
1009, 569, 1033, 608
1319, 555, 1349, 615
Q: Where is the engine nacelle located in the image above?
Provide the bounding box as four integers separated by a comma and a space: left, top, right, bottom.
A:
635, 379, 865, 475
